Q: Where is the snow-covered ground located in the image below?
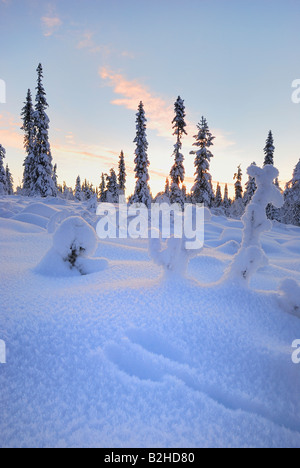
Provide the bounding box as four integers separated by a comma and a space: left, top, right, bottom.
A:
0, 196, 300, 448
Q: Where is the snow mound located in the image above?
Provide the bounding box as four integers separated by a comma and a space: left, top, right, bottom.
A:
0, 217, 45, 234
216, 240, 240, 255
36, 216, 107, 277
12, 213, 49, 229
278, 279, 300, 318
53, 216, 98, 259
21, 203, 59, 219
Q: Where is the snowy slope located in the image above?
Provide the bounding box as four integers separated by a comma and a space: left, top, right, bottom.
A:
0, 196, 300, 448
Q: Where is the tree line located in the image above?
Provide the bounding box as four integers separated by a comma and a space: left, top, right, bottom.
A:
0, 64, 299, 226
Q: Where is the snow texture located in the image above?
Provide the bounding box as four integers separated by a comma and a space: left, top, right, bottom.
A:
0, 195, 300, 448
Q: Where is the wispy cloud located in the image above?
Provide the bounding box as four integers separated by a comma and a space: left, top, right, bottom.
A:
99, 67, 236, 152
41, 11, 63, 37
100, 67, 174, 139
0, 113, 23, 151
76, 31, 111, 56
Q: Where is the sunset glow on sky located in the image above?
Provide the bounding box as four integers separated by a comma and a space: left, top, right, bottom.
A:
1, 0, 300, 197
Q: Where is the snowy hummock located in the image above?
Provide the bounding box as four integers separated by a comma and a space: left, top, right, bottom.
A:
0, 195, 300, 448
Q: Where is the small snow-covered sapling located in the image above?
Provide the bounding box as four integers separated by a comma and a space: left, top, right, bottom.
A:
227, 164, 284, 285
53, 216, 98, 274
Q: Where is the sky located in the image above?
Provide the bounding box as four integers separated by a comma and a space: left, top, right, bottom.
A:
1, 0, 300, 197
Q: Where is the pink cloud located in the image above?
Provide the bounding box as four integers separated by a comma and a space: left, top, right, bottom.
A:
0, 113, 23, 150
41, 15, 62, 37
100, 67, 236, 152
100, 67, 174, 139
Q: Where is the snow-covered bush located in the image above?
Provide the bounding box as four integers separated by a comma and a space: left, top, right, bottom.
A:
149, 230, 202, 279
227, 164, 284, 285
53, 217, 97, 266
36, 216, 107, 276
278, 279, 300, 318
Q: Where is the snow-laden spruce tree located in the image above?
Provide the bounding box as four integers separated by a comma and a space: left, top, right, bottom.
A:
0, 144, 7, 195
234, 165, 243, 200
52, 164, 58, 194
5, 165, 14, 195
118, 150, 126, 194
0, 146, 7, 195
227, 164, 284, 285
99, 173, 106, 202
131, 102, 151, 208
281, 159, 300, 226
214, 183, 222, 208
190, 117, 215, 207
170, 96, 187, 207
21, 89, 35, 195
75, 176, 82, 201
263, 131, 275, 166
243, 162, 257, 206
223, 184, 231, 215
106, 168, 119, 203
31, 64, 56, 197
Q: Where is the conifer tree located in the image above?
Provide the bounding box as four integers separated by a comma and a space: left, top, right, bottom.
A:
106, 168, 119, 203
75, 175, 82, 201
170, 96, 187, 207
234, 165, 243, 200
131, 102, 151, 207
190, 117, 215, 207
214, 183, 222, 208
31, 64, 56, 197
282, 159, 300, 226
243, 162, 257, 206
5, 164, 14, 195
52, 164, 58, 194
223, 183, 231, 215
99, 172, 106, 202
0, 144, 7, 195
21, 89, 35, 195
118, 150, 126, 194
263, 131, 275, 166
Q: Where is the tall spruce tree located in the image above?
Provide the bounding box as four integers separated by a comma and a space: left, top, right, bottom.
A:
263, 131, 275, 166
190, 117, 215, 207
234, 165, 243, 200
21, 89, 35, 195
131, 102, 151, 207
243, 162, 257, 206
118, 150, 126, 194
223, 183, 231, 215
214, 183, 222, 208
170, 96, 187, 207
0, 144, 7, 195
99, 172, 106, 202
106, 168, 119, 203
75, 175, 82, 201
5, 164, 14, 195
31, 64, 56, 197
52, 164, 58, 194
282, 159, 300, 226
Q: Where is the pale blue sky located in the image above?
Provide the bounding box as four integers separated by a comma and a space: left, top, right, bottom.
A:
1, 0, 300, 196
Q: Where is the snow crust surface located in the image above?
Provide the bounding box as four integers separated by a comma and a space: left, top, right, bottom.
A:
0, 196, 300, 448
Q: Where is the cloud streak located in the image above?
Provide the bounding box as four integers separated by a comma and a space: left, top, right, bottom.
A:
99, 67, 236, 151
41, 15, 62, 37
